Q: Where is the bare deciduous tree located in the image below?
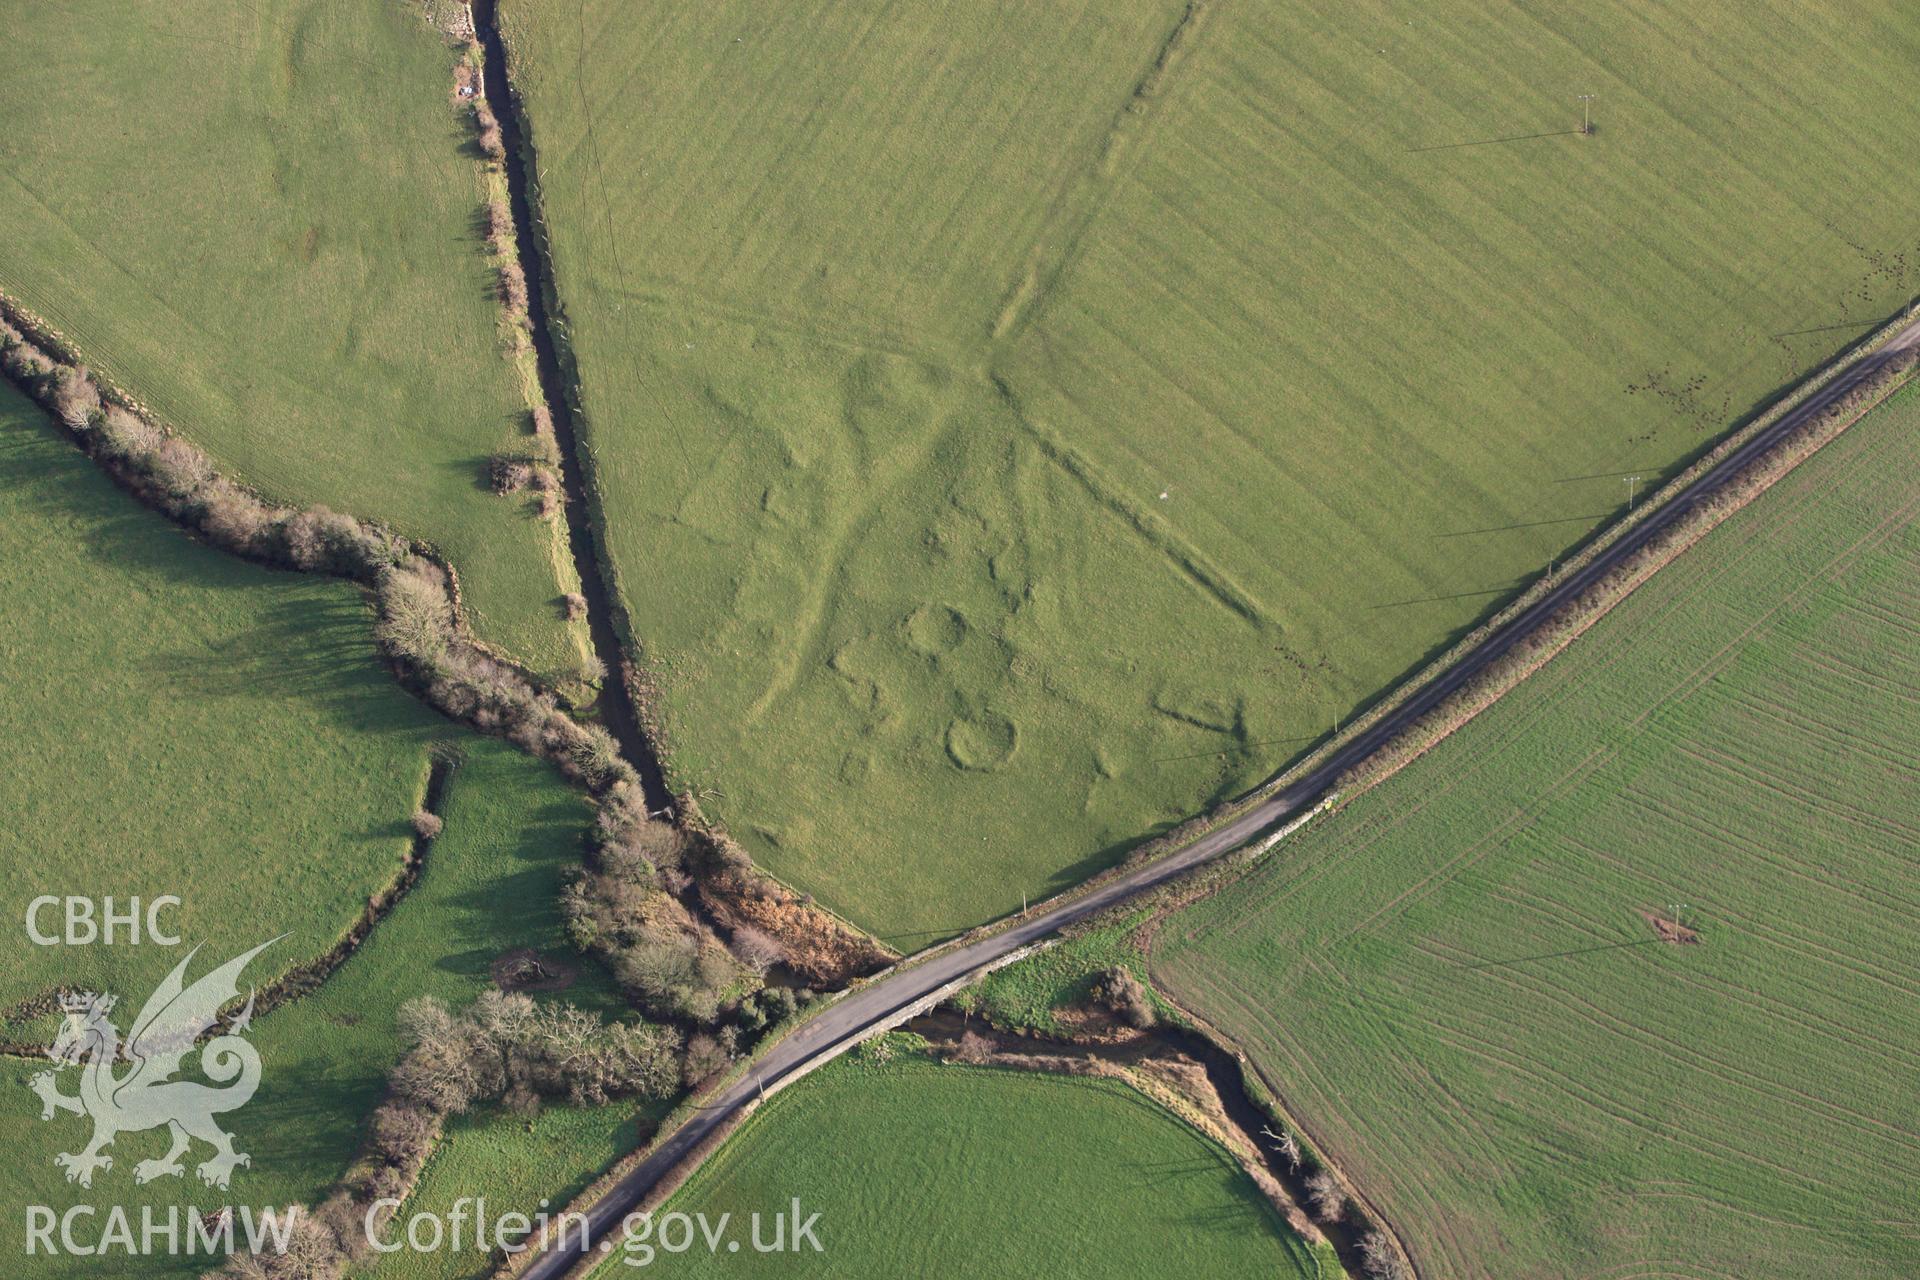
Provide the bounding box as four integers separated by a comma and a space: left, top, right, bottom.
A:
682, 1031, 730, 1087
1306, 1169, 1347, 1223
728, 924, 786, 975
1260, 1123, 1303, 1170
1359, 1229, 1410, 1279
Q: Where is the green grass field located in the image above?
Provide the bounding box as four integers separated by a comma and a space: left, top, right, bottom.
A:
1154, 383, 1920, 1278
0, 385, 635, 1276
585, 1053, 1325, 1279
961, 910, 1173, 1036
0, 379, 451, 1022
0, 0, 584, 670
498, 0, 1920, 942
5, 736, 623, 1279
356, 1098, 667, 1280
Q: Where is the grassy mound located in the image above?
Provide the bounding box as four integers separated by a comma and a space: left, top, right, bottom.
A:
497, 0, 1920, 940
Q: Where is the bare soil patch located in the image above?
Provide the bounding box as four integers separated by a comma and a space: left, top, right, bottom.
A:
491, 947, 578, 992
1642, 910, 1703, 946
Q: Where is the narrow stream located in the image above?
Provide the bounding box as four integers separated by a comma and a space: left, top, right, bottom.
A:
470, 0, 672, 812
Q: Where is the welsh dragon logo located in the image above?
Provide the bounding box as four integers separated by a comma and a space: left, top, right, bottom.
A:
28, 938, 279, 1190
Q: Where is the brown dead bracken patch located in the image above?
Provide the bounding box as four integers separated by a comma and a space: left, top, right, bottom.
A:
1642, 911, 1702, 946
492, 947, 578, 992
697, 867, 894, 986
1046, 1001, 1145, 1044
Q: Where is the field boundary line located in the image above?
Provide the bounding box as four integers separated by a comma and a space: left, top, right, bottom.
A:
916, 296, 1920, 969
987, 0, 1216, 351
0, 282, 874, 1279
438, 14, 1920, 1261
991, 371, 1277, 627
1133, 341, 1920, 1280
0, 756, 456, 1058
1332, 330, 1920, 802
800, 308, 1920, 1272
0, 278, 862, 1058
1141, 972, 1421, 1280
599, 279, 955, 370
475, 1, 890, 965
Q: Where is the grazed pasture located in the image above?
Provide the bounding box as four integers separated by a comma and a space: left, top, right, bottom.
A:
0, 0, 583, 669
1155, 385, 1920, 1278
0, 381, 444, 1019
361, 1099, 664, 1280
3, 739, 618, 1279
0, 385, 630, 1278
499, 0, 1920, 940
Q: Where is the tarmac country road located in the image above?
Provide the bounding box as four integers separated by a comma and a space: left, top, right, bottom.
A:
516, 312, 1920, 1280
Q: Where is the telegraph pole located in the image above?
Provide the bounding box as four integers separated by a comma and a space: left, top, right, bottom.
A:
1578, 93, 1596, 136
1625, 474, 1643, 510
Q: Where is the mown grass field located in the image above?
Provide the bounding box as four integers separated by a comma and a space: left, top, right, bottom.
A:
585, 1053, 1324, 1279
0, 0, 582, 670
499, 0, 1920, 943
5, 736, 623, 1279
1154, 384, 1920, 1278
0, 380, 449, 1023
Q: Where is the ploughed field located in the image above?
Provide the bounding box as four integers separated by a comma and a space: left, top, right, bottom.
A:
497, 0, 1920, 940
0, 0, 584, 670
584, 1052, 1326, 1279
1154, 384, 1920, 1278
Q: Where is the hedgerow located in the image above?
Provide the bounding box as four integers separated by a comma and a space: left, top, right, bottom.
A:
0, 308, 873, 1033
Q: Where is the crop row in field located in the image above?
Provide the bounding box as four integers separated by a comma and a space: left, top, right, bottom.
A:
498, 0, 1920, 940
1154, 383, 1920, 1278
